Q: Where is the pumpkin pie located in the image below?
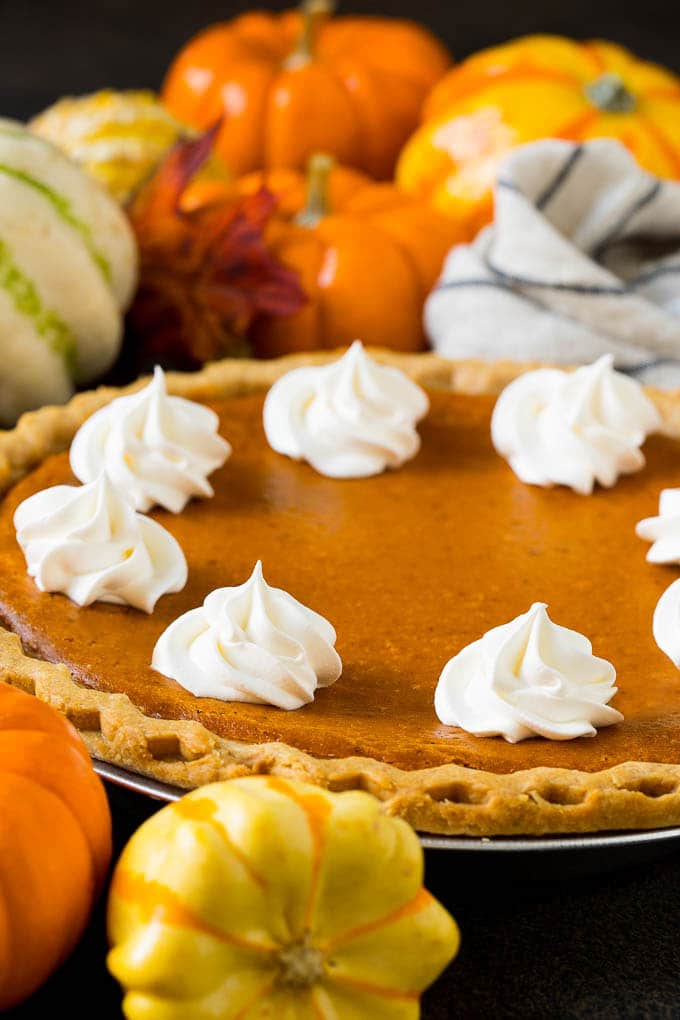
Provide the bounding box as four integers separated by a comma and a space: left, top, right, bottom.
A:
3, 350, 680, 836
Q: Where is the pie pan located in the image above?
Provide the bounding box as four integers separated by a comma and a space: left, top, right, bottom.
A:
4, 350, 680, 840
96, 758, 680, 882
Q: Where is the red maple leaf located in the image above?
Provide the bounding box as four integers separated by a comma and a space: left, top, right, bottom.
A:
126, 127, 307, 370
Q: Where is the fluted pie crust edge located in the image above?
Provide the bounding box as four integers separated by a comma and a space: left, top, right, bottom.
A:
3, 349, 680, 837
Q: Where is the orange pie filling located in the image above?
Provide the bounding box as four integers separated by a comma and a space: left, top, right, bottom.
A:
3, 381, 680, 776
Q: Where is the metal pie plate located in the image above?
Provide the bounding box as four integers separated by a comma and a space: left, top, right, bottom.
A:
95, 758, 680, 872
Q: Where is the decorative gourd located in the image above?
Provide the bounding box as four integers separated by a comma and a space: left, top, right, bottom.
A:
0, 119, 137, 424
227, 154, 467, 356
30, 90, 229, 205
397, 35, 680, 234
162, 1, 451, 179
108, 776, 459, 1019
0, 679, 111, 1009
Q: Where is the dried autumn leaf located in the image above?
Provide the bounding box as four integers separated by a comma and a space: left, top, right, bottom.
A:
126, 127, 307, 370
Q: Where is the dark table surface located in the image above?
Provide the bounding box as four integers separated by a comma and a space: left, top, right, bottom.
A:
3, 2, 680, 1016
8, 782, 680, 1020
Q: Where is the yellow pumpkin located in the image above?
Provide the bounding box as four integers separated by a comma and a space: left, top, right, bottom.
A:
30, 90, 228, 205
397, 35, 680, 235
107, 776, 459, 1019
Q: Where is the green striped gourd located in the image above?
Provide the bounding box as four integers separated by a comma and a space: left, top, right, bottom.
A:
0, 118, 137, 424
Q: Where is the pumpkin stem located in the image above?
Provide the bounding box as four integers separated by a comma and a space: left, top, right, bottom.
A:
585, 73, 636, 113
296, 153, 335, 227
278, 937, 325, 987
286, 0, 335, 68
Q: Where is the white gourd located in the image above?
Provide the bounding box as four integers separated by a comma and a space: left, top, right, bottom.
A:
0, 118, 137, 424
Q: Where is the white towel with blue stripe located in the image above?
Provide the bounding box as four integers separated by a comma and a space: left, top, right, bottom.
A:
425, 138, 680, 387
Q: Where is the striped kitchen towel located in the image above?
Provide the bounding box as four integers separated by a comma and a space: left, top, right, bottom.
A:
425, 138, 680, 386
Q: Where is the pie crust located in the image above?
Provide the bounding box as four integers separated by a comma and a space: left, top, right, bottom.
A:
3, 349, 680, 837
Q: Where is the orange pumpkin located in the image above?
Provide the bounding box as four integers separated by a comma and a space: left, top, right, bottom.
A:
161, 1, 451, 180
223, 154, 467, 356
397, 35, 680, 234
0, 680, 111, 1008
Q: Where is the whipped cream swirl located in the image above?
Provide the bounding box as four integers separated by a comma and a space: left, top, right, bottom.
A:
636, 489, 680, 564
70, 366, 231, 513
152, 561, 342, 709
14, 472, 187, 612
653, 579, 680, 667
263, 341, 429, 478
491, 355, 661, 495
434, 602, 622, 742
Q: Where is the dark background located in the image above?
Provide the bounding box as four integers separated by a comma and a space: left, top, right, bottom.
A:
2, 0, 680, 121
3, 2, 680, 1017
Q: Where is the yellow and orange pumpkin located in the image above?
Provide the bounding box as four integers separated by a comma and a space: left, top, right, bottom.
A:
397, 35, 680, 235
108, 776, 459, 1019
162, 1, 452, 179
0, 679, 111, 1008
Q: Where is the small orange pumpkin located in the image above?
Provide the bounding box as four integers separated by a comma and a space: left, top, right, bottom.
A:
0, 680, 112, 1009
398, 35, 680, 234
224, 154, 467, 357
162, 1, 451, 180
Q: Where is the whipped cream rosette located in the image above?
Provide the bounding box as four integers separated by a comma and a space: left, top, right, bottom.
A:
14, 472, 187, 611
263, 340, 429, 478
653, 580, 680, 667
491, 355, 661, 494
435, 603, 622, 742
636, 488, 680, 564
70, 365, 231, 513
152, 561, 342, 709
